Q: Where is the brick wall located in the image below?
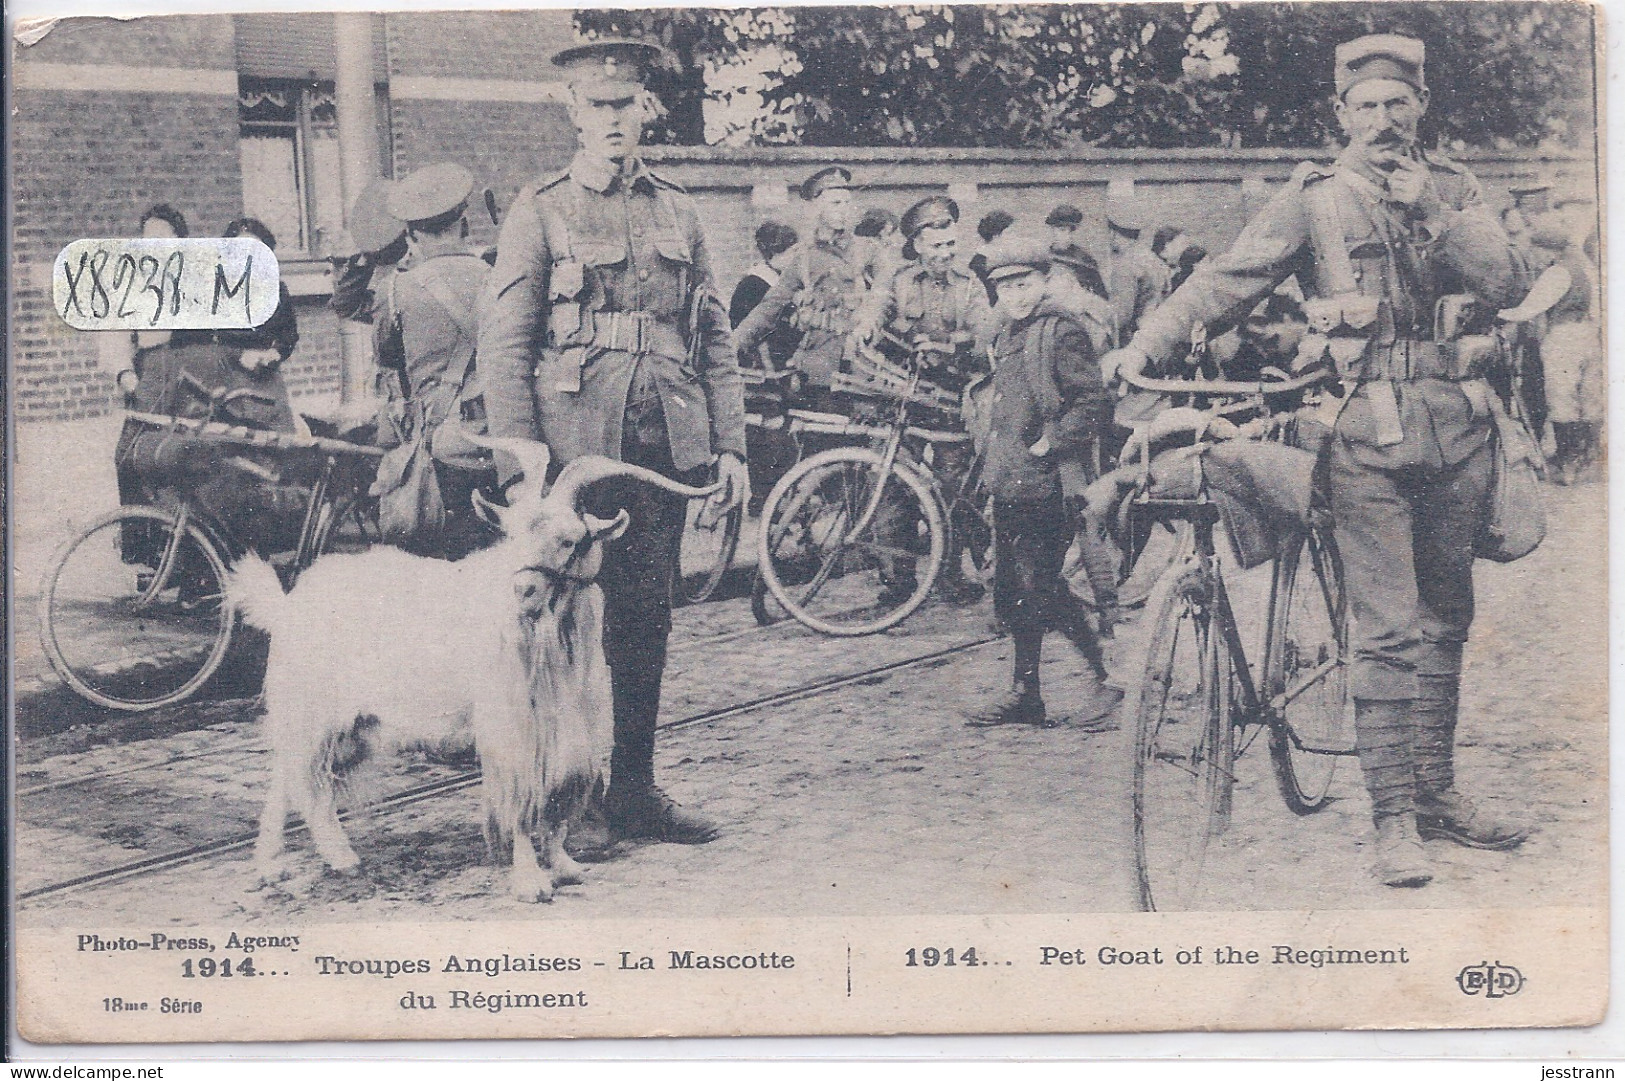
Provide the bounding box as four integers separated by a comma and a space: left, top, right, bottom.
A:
11, 13, 243, 421
384, 10, 579, 254
388, 99, 577, 254
384, 10, 574, 81
643, 145, 1595, 294
8, 13, 1598, 424
280, 303, 345, 401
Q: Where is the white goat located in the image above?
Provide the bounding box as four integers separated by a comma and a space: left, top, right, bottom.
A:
227, 438, 718, 902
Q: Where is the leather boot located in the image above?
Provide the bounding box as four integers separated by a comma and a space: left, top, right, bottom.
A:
1355, 698, 1429, 886
967, 684, 1050, 728
1412, 673, 1529, 850
1373, 814, 1432, 888
1415, 789, 1531, 851
605, 782, 719, 845
605, 660, 719, 845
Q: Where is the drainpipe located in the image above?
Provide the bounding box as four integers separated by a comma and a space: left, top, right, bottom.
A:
333, 13, 380, 404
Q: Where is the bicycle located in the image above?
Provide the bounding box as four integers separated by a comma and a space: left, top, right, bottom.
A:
1117, 367, 1353, 912
753, 344, 989, 636
38, 384, 383, 712
672, 367, 796, 606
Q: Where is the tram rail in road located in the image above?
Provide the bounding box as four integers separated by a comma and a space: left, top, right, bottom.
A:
16, 631, 1002, 903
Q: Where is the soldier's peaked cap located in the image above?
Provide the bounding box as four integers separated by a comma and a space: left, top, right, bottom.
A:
552, 37, 667, 103
901, 195, 959, 239
800, 166, 854, 201
347, 176, 406, 253
982, 234, 1052, 281
1334, 34, 1425, 98
1046, 203, 1084, 228
387, 163, 474, 227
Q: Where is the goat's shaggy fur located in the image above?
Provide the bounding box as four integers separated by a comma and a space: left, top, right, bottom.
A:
230, 440, 717, 902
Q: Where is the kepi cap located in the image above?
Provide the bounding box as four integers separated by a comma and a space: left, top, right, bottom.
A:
800, 166, 854, 202
388, 163, 474, 228
982, 234, 1052, 282
347, 176, 405, 254
552, 37, 666, 104
1334, 34, 1426, 98
1045, 203, 1084, 228
900, 195, 959, 240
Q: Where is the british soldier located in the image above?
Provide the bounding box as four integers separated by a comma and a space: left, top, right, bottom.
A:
1106, 34, 1530, 886
478, 37, 749, 844
862, 194, 993, 605
735, 166, 864, 411
374, 163, 496, 558
1103, 193, 1172, 350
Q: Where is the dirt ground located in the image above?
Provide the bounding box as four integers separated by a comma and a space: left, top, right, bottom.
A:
14, 480, 1606, 927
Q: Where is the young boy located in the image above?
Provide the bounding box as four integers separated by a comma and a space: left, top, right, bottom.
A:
970, 236, 1121, 729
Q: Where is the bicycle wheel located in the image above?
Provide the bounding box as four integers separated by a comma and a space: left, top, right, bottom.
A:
756, 446, 945, 636
39, 505, 234, 711
750, 571, 784, 627
1266, 523, 1349, 814
1132, 565, 1234, 912
676, 499, 743, 605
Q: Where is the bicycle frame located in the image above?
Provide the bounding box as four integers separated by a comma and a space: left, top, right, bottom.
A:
1137, 497, 1267, 730
792, 372, 923, 605
1131, 482, 1348, 753
123, 410, 382, 582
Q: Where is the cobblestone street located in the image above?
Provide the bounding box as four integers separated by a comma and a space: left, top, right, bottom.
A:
14, 476, 1606, 926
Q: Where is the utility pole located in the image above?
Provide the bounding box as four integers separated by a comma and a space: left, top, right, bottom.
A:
333, 13, 380, 404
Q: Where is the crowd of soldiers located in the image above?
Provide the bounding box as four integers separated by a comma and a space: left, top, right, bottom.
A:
116, 30, 1598, 891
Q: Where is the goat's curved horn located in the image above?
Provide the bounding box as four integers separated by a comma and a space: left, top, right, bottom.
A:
546, 455, 725, 507
462, 434, 552, 486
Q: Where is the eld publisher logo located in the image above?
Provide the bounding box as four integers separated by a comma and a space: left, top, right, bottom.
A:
1457, 961, 1525, 998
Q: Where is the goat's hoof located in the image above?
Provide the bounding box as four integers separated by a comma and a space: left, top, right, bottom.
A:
325, 856, 363, 878
510, 874, 554, 904
250, 857, 295, 889
549, 857, 589, 888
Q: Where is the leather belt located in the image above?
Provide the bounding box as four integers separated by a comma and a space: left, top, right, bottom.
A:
588, 310, 686, 361
1357, 339, 1471, 382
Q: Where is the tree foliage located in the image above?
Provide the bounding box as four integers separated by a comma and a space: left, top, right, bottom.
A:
575, 2, 1595, 150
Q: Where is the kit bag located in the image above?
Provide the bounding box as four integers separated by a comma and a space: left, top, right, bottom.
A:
1475, 394, 1546, 562
371, 398, 448, 546
368, 262, 490, 545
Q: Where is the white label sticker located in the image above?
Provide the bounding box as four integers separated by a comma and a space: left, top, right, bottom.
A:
53, 237, 280, 332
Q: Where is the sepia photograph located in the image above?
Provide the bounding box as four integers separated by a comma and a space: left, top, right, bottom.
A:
6, 0, 1608, 1042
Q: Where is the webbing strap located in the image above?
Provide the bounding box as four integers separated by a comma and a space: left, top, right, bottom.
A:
1303, 175, 1359, 297
416, 263, 483, 395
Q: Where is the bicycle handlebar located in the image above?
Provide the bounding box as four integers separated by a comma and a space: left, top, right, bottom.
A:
177, 370, 278, 410
125, 410, 385, 459
1119, 367, 1334, 397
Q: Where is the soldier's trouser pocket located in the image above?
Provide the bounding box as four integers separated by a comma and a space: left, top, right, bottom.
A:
1329, 437, 1492, 700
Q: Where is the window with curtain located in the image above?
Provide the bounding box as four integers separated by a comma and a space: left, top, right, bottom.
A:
238, 77, 346, 256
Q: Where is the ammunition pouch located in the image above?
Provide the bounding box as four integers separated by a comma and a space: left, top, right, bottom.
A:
1301, 288, 1498, 384
1303, 294, 1380, 337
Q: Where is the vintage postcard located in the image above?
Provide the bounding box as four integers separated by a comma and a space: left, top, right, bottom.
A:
6, 0, 1606, 1043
